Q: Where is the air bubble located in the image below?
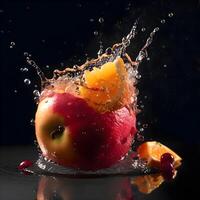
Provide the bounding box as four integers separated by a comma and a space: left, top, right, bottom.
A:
161, 19, 166, 24
14, 90, 18, 93
98, 17, 104, 23
89, 18, 94, 22
46, 65, 50, 69
24, 79, 31, 85
163, 64, 167, 67
168, 13, 174, 17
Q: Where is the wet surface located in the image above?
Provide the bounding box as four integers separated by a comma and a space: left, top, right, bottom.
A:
0, 144, 198, 200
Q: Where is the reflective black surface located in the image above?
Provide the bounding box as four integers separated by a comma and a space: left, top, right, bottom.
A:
0, 144, 198, 200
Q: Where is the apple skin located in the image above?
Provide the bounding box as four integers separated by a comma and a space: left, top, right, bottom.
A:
35, 92, 137, 170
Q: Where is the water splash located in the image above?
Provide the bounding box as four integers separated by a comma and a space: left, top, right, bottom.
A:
135, 27, 159, 65
26, 58, 47, 89
23, 21, 160, 176
26, 152, 151, 177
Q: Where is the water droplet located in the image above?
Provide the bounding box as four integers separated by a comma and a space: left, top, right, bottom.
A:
160, 19, 165, 24
14, 89, 18, 93
89, 18, 94, 22
143, 124, 148, 128
147, 57, 150, 61
136, 74, 141, 79
140, 105, 144, 108
98, 17, 104, 23
46, 65, 50, 69
33, 90, 40, 97
163, 64, 167, 67
9, 41, 15, 48
137, 121, 141, 126
168, 12, 174, 17
24, 52, 29, 56
20, 67, 28, 72
24, 79, 31, 85
34, 97, 39, 102
94, 31, 98, 36
30, 119, 35, 126
139, 128, 144, 132
141, 27, 146, 32
34, 84, 38, 88
154, 27, 160, 32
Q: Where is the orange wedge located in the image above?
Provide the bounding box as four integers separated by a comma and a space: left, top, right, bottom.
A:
131, 173, 164, 194
79, 57, 131, 112
137, 141, 182, 168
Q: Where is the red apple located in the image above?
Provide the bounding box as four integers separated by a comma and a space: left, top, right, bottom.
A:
35, 92, 137, 170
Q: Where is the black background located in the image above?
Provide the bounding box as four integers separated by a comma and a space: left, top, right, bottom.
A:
0, 1, 200, 200
0, 0, 200, 146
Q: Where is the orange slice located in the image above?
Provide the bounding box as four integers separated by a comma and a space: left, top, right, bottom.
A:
79, 57, 131, 112
137, 141, 182, 168
131, 173, 164, 194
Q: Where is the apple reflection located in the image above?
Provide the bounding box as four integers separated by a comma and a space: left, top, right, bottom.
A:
36, 176, 134, 200
36, 172, 178, 200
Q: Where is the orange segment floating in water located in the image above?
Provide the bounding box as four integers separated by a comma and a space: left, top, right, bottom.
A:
79, 57, 132, 112
137, 141, 182, 168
